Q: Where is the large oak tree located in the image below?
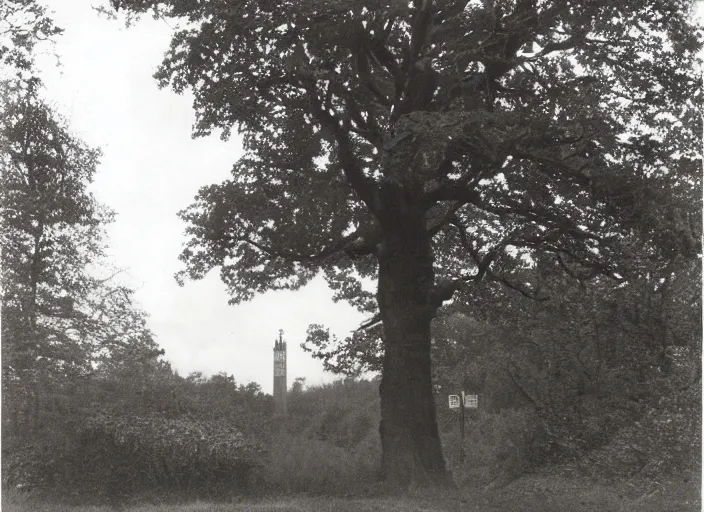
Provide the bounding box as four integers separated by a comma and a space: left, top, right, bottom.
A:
112, 0, 701, 486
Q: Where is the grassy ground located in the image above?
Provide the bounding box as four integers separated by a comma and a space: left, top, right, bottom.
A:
3, 475, 699, 512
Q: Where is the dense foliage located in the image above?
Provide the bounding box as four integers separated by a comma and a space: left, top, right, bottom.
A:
433, 255, 701, 485
59, 373, 270, 502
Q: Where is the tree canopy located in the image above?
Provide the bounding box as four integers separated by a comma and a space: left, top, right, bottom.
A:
110, 0, 701, 296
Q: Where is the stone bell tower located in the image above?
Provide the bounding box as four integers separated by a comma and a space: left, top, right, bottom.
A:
273, 329, 287, 416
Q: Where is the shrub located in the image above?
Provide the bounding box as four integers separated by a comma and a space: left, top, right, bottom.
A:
443, 407, 543, 487
3, 412, 268, 503
75, 413, 267, 500
263, 430, 380, 494
262, 378, 382, 494
578, 382, 701, 480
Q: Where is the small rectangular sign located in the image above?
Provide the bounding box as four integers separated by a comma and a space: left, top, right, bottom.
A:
465, 394, 478, 408
448, 395, 460, 409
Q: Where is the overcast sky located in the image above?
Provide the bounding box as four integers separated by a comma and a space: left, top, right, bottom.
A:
35, 0, 366, 393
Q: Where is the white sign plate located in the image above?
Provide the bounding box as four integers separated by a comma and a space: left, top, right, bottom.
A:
448, 395, 460, 409
465, 394, 478, 408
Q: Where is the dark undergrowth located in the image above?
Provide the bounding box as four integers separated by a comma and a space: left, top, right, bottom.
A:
4, 377, 700, 509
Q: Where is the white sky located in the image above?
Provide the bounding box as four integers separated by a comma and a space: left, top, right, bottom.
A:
34, 0, 366, 393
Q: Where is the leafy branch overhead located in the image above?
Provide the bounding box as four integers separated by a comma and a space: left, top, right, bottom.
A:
0, 0, 63, 73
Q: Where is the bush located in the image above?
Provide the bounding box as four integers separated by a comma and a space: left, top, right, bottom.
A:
263, 378, 382, 494
443, 407, 543, 487
578, 381, 701, 480
2, 367, 274, 503
75, 413, 267, 500
264, 430, 380, 494
2, 412, 268, 503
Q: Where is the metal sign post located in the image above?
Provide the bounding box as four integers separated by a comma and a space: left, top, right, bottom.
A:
449, 392, 478, 465
459, 391, 466, 464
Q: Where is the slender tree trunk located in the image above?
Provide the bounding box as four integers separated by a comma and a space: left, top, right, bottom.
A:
376, 211, 452, 488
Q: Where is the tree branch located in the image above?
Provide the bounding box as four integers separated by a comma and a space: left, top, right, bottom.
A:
236, 232, 356, 263
451, 217, 551, 301
488, 272, 549, 301
302, 81, 383, 216
430, 184, 604, 245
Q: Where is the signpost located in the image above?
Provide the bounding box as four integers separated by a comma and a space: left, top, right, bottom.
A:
449, 391, 478, 464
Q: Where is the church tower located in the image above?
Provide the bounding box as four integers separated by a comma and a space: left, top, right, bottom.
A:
273, 330, 287, 416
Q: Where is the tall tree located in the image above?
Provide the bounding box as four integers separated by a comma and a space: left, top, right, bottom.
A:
0, 83, 161, 433
112, 0, 702, 486
1, 84, 108, 379
0, 82, 173, 493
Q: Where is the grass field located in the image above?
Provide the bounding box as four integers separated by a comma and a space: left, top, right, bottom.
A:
3, 475, 699, 512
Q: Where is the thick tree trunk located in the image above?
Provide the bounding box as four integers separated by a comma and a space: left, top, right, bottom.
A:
376, 212, 452, 488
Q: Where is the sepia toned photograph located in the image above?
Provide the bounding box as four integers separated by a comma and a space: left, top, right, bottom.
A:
1, 1, 701, 510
